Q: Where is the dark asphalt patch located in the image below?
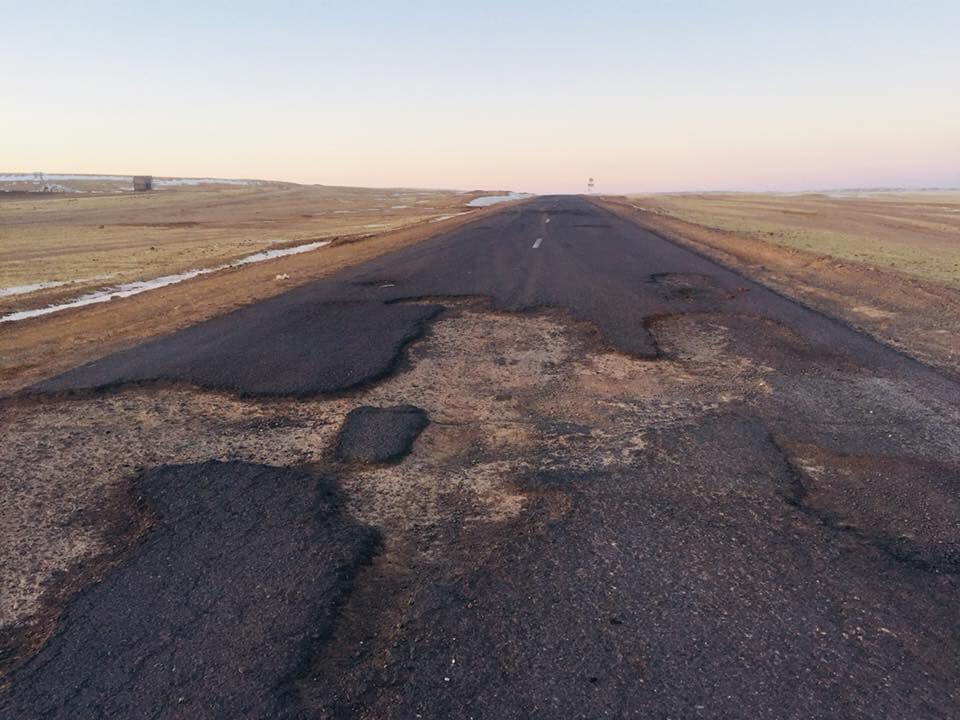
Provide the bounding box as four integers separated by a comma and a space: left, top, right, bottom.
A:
0, 461, 377, 720
33, 299, 443, 398
335, 405, 429, 463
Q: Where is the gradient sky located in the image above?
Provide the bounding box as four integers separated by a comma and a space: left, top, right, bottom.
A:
3, 1, 959, 193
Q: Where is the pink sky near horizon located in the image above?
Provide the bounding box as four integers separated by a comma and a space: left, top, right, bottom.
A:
3, 2, 959, 194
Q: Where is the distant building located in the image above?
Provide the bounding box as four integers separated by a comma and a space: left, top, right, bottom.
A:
133, 175, 153, 192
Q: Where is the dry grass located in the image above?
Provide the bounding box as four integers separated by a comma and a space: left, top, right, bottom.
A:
0, 183, 480, 311
629, 191, 960, 287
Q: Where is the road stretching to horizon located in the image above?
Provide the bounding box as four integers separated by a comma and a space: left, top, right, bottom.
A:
3, 196, 960, 718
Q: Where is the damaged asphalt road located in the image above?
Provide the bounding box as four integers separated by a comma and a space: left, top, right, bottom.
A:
3, 196, 960, 718
31, 196, 932, 397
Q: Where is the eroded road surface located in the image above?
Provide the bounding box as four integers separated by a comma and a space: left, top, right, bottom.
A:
2, 196, 960, 718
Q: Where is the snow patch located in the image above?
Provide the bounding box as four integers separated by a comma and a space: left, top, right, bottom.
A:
0, 281, 71, 297
429, 211, 470, 223
0, 275, 115, 298
0, 173, 129, 182
0, 173, 264, 193
152, 177, 260, 187
467, 192, 534, 207
1, 241, 331, 323
229, 241, 329, 266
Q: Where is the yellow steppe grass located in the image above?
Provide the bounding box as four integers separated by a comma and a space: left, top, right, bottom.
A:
0, 183, 480, 310
629, 191, 960, 287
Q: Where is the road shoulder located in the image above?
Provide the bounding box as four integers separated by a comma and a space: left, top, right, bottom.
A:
594, 196, 960, 379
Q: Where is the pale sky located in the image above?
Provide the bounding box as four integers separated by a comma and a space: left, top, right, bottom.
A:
3, 1, 959, 193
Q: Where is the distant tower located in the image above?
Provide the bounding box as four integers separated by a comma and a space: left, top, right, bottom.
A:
587, 177, 595, 193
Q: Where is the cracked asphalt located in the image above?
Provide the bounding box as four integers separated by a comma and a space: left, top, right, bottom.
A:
3, 196, 960, 718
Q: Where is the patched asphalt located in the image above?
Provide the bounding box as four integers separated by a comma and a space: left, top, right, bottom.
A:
335, 405, 429, 463
34, 300, 443, 397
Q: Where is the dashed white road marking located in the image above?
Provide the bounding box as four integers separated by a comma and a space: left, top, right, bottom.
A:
532, 238, 543, 249
545, 217, 551, 223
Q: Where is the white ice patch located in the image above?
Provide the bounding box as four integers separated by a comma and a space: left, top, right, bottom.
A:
0, 275, 115, 298
228, 241, 329, 266
152, 178, 260, 187
0, 174, 263, 191
429, 212, 470, 223
0, 281, 71, 297
466, 192, 534, 207
1, 241, 331, 323
0, 173, 129, 182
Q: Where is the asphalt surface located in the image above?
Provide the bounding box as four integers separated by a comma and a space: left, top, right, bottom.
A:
6, 196, 960, 718
336, 405, 429, 463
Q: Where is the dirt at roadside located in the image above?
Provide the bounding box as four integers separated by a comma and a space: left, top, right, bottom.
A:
596, 197, 960, 379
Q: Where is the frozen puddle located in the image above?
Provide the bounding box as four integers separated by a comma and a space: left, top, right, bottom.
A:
467, 192, 534, 207
1, 240, 331, 323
